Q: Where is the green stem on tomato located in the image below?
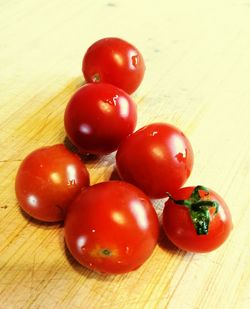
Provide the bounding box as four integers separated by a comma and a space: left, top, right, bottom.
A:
167, 186, 219, 235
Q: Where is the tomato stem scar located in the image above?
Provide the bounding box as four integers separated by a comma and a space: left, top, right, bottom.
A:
166, 186, 219, 235
101, 248, 112, 256
92, 73, 101, 82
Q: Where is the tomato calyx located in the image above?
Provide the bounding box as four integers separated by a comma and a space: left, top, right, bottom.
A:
167, 186, 219, 235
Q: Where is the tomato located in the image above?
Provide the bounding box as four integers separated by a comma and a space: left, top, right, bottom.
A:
64, 181, 159, 274
116, 123, 194, 199
82, 37, 145, 94
15, 144, 89, 222
64, 83, 137, 155
162, 186, 233, 252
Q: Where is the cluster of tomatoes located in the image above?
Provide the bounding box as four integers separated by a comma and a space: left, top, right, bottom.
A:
15, 38, 232, 274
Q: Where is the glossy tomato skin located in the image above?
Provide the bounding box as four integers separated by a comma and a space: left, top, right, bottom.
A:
162, 187, 233, 252
64, 181, 159, 274
64, 83, 137, 155
15, 144, 89, 222
116, 123, 194, 199
82, 37, 145, 94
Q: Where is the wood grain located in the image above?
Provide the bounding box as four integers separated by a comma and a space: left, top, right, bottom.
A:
1, 0, 250, 308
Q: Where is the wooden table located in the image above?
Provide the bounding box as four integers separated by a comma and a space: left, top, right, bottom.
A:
1, 0, 250, 308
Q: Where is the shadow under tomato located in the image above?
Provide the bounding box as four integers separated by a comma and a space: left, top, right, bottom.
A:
109, 167, 121, 181
18, 206, 62, 229
63, 136, 100, 163
158, 224, 180, 254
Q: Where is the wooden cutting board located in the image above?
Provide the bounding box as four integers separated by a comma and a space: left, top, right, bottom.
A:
1, 0, 250, 308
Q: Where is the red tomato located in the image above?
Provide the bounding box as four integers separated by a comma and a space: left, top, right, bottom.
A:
64, 181, 159, 274
162, 186, 233, 252
82, 37, 145, 94
15, 144, 89, 222
64, 83, 137, 155
116, 123, 194, 199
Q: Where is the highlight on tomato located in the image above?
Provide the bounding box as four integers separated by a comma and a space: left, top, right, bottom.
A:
64, 181, 159, 274
82, 37, 145, 94
162, 185, 233, 252
15, 144, 90, 222
116, 122, 194, 199
64, 83, 137, 155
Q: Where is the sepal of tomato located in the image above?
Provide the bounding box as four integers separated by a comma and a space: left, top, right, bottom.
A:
162, 186, 233, 252
167, 186, 219, 235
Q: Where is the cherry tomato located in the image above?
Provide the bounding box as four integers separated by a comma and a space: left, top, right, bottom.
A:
64, 181, 159, 274
162, 186, 233, 252
64, 83, 137, 155
15, 144, 89, 222
82, 37, 145, 94
116, 123, 194, 199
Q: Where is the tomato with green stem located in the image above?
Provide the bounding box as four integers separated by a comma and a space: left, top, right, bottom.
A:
162, 186, 233, 252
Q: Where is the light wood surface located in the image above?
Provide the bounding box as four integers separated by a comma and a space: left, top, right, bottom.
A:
1, 0, 250, 308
